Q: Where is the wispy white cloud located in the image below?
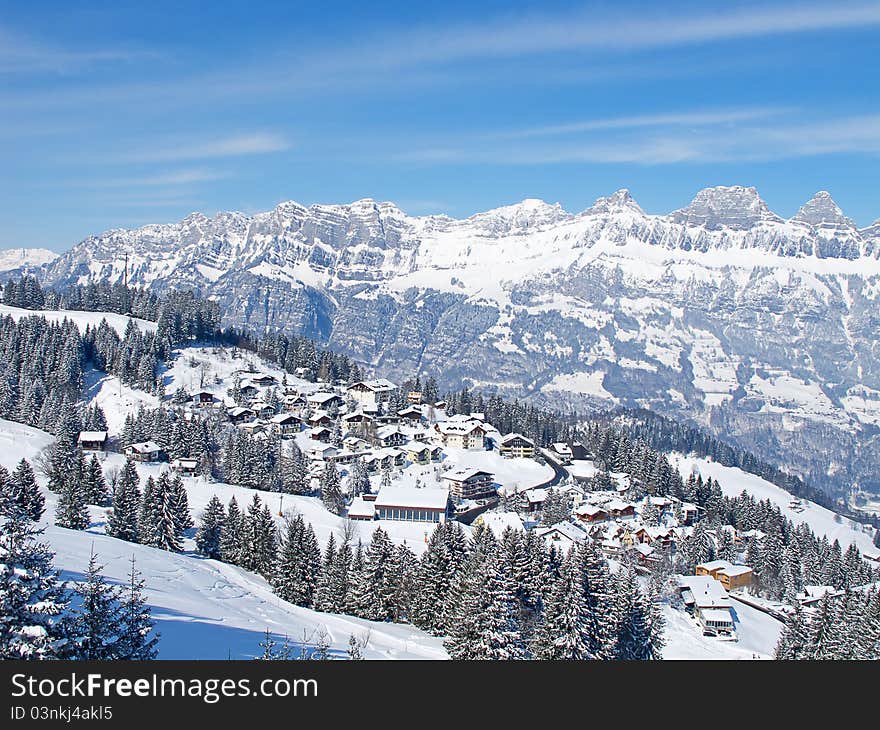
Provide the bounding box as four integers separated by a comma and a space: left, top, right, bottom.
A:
119, 133, 291, 163
91, 169, 226, 187
0, 24, 158, 74
394, 112, 880, 166
491, 107, 793, 140
307, 2, 880, 71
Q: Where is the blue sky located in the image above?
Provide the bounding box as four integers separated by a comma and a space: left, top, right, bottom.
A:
2, 0, 879, 251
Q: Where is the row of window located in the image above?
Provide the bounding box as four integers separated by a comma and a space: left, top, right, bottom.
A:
376, 508, 445, 522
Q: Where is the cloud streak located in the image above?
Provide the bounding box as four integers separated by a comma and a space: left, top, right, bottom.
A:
118, 133, 291, 163
393, 112, 880, 166
0, 24, 158, 74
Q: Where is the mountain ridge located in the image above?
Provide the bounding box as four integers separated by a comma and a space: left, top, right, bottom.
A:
14, 184, 880, 495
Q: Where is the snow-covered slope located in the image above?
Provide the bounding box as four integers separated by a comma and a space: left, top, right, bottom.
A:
0, 247, 58, 273
0, 418, 446, 659
0, 304, 157, 337
671, 454, 877, 552
36, 187, 880, 494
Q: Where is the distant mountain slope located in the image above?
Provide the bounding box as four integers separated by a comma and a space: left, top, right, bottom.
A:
34, 187, 880, 493
0, 247, 58, 272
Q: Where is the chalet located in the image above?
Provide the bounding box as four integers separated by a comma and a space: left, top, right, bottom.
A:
251, 402, 276, 420
574, 503, 609, 524
397, 406, 423, 423
269, 413, 300, 436
171, 458, 199, 475
522, 487, 548, 513
346, 379, 397, 410
605, 499, 636, 520
305, 444, 338, 462
678, 576, 736, 637
329, 449, 360, 465
498, 433, 536, 459
283, 394, 307, 411
375, 426, 407, 448
364, 447, 406, 471
535, 522, 587, 553
78, 430, 108, 453
227, 406, 255, 425
695, 560, 754, 591
343, 411, 373, 426
679, 502, 701, 526
307, 392, 345, 412
550, 442, 573, 462
346, 496, 376, 521
433, 400, 448, 410
124, 441, 163, 463
442, 467, 495, 500
251, 374, 277, 387
308, 426, 332, 442
240, 420, 265, 435
374, 486, 449, 523
192, 391, 215, 407
406, 390, 423, 404
239, 383, 259, 399
342, 435, 371, 452
434, 417, 487, 450
796, 585, 846, 607
429, 445, 443, 462
307, 411, 333, 428
629, 542, 658, 565
402, 442, 431, 464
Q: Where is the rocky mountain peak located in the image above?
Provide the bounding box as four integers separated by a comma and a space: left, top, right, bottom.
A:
583, 188, 644, 217
671, 185, 782, 230
793, 191, 855, 228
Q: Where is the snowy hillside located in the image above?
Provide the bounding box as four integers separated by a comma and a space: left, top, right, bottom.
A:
35, 186, 880, 495
0, 304, 157, 337
0, 418, 447, 659
671, 454, 877, 552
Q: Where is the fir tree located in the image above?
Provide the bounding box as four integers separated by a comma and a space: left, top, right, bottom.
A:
0, 515, 71, 659
195, 495, 226, 560
69, 549, 125, 660
220, 496, 244, 565
6, 459, 44, 522
320, 463, 344, 515
106, 460, 140, 543
116, 557, 159, 660
55, 472, 89, 531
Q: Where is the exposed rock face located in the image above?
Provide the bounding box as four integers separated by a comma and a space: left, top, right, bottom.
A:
33, 188, 880, 493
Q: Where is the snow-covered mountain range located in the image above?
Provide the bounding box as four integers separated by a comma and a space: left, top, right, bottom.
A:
26, 186, 880, 493
0, 246, 58, 272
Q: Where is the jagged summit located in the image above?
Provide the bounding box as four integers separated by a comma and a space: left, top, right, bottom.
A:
583, 188, 644, 216
466, 198, 571, 233
793, 191, 855, 228
671, 185, 783, 230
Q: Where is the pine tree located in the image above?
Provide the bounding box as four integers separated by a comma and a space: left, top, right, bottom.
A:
5, 459, 44, 522
168, 474, 193, 534
106, 460, 140, 543
116, 557, 159, 660
55, 471, 89, 531
82, 454, 109, 506
0, 515, 71, 659
69, 549, 125, 660
195, 495, 226, 560
775, 602, 809, 660
273, 514, 320, 607
533, 549, 594, 660
220, 496, 244, 565
320, 463, 344, 515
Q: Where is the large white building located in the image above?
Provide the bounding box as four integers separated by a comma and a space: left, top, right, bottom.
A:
434, 415, 487, 450
346, 379, 397, 410
374, 486, 449, 523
